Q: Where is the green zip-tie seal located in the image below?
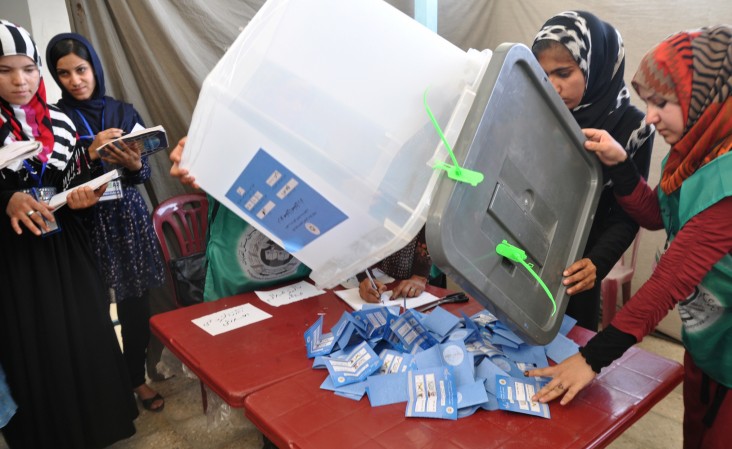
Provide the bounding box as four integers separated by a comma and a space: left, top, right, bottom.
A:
423, 89, 484, 186
496, 239, 556, 316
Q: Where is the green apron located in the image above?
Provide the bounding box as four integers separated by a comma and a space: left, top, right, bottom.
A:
658, 151, 732, 387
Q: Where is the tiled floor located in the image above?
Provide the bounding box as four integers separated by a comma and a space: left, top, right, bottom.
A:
0, 329, 684, 449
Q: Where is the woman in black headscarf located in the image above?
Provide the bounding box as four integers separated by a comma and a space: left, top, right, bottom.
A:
532, 11, 655, 330
0, 20, 137, 448
46, 33, 165, 411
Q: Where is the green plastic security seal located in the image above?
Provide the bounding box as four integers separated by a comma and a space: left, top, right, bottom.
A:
496, 240, 557, 316
424, 89, 484, 186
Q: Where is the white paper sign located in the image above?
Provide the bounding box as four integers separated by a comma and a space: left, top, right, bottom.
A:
191, 303, 272, 336
255, 280, 325, 307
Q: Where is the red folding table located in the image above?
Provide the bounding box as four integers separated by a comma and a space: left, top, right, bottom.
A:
150, 285, 470, 407
151, 285, 682, 448
243, 326, 683, 449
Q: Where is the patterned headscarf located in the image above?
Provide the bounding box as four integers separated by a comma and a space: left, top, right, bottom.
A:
0, 19, 55, 163
533, 11, 654, 159
633, 25, 732, 194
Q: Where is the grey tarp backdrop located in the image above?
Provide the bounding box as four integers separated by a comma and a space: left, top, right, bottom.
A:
63, 0, 730, 344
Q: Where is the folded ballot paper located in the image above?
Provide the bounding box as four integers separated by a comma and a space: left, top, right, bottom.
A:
0, 141, 42, 169
304, 306, 581, 420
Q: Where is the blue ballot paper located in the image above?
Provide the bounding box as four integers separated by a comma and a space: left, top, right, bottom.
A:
366, 371, 409, 406
446, 327, 473, 343
320, 375, 367, 401
302, 305, 580, 421
324, 341, 382, 387
559, 314, 578, 336
457, 379, 490, 410
475, 358, 509, 396
490, 355, 526, 378
304, 316, 337, 358
331, 312, 366, 339
489, 333, 520, 349
331, 312, 368, 350
421, 306, 461, 339
352, 307, 394, 340
459, 311, 482, 342
471, 310, 498, 327
457, 404, 481, 418
390, 310, 439, 353
378, 349, 414, 374
480, 391, 500, 411
406, 366, 458, 420
438, 341, 475, 387
492, 324, 525, 346
465, 339, 504, 360
413, 345, 441, 369
501, 344, 549, 368
495, 375, 550, 419
544, 332, 580, 364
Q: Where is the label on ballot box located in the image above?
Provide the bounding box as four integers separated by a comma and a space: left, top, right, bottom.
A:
225, 148, 348, 253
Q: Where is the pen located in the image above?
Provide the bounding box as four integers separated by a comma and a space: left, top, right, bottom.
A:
365, 269, 382, 303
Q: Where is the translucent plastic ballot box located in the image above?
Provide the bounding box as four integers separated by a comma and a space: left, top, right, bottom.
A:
426, 43, 603, 345
183, 0, 491, 288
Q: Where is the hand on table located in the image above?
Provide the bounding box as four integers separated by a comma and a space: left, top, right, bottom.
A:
563, 258, 597, 295
390, 275, 427, 299
526, 353, 596, 405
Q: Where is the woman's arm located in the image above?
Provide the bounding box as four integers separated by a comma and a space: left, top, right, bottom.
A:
612, 195, 732, 339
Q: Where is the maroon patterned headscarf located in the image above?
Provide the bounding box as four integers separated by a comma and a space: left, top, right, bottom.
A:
632, 25, 732, 194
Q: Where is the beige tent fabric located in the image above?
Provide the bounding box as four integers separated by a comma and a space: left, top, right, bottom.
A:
63, 0, 731, 206
64, 0, 265, 203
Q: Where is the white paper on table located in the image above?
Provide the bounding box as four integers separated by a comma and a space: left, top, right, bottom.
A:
192, 303, 272, 336
335, 287, 439, 311
255, 280, 325, 307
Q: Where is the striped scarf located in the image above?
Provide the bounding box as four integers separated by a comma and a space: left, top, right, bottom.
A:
0, 20, 56, 166
0, 20, 78, 175
632, 25, 732, 194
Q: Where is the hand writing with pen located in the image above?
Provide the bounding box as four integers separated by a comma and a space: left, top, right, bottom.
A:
358, 272, 427, 304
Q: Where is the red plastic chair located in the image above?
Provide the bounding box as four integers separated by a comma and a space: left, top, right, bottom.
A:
152, 193, 210, 411
601, 231, 642, 329
152, 193, 209, 308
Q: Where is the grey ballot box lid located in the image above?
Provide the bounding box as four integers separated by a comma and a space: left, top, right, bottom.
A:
426, 43, 602, 345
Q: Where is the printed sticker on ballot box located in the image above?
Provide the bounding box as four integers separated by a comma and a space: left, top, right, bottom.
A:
225, 148, 348, 253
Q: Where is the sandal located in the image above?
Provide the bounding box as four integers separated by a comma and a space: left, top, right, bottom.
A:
140, 392, 165, 412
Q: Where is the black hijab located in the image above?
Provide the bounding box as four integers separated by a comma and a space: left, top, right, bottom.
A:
46, 33, 140, 138
533, 11, 653, 155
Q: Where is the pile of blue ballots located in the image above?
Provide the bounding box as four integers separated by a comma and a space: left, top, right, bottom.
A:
304, 304, 580, 420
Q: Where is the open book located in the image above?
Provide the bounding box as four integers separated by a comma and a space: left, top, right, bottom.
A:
49, 169, 121, 210
0, 141, 42, 169
97, 125, 168, 158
